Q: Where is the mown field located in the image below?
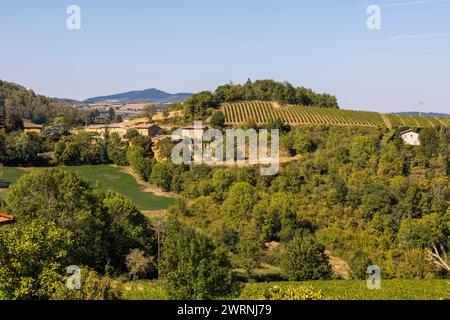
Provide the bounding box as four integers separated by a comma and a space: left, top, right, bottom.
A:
221, 101, 450, 128
123, 280, 450, 300
0, 165, 175, 211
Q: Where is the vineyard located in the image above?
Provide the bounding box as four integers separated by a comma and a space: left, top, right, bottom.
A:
221, 101, 450, 128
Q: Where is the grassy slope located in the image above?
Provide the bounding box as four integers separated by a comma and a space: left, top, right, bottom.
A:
123, 280, 450, 300
0, 165, 175, 211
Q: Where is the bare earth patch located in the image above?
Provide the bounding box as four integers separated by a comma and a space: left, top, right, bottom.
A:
326, 251, 350, 280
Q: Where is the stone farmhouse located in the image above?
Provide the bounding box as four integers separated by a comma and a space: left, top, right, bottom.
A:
81, 123, 162, 139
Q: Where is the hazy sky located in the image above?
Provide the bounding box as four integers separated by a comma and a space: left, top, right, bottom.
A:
1, 0, 449, 113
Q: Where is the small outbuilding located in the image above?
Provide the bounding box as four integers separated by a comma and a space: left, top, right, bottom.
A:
401, 130, 421, 146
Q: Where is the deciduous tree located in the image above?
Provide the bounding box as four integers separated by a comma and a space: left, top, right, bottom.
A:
159, 219, 236, 300
281, 237, 332, 281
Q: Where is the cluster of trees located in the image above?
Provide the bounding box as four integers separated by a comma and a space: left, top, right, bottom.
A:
109, 154, 333, 282
53, 132, 108, 166
0, 118, 156, 168
127, 152, 180, 192
52, 129, 155, 168
0, 116, 65, 166
184, 79, 339, 119
0, 167, 335, 300
0, 131, 46, 166
161, 125, 450, 280
0, 169, 155, 299
0, 167, 242, 300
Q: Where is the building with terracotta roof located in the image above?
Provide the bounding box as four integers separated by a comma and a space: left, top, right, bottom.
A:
0, 213, 15, 226
24, 123, 43, 134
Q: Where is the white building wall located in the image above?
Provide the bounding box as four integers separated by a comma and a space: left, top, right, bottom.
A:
401, 132, 421, 145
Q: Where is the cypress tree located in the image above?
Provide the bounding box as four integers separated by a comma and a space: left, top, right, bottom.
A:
0, 96, 5, 129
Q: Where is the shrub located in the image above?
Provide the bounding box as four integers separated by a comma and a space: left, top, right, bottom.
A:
210, 111, 225, 128
281, 237, 332, 281
159, 219, 236, 300
349, 250, 373, 280
51, 267, 123, 300
126, 249, 154, 281
150, 163, 174, 192
127, 146, 154, 181
240, 285, 326, 300
400, 248, 437, 279
237, 237, 264, 278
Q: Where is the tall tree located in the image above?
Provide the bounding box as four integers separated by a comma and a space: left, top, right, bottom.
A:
162, 108, 170, 122
108, 107, 116, 123
142, 104, 157, 123
126, 249, 154, 281
5, 113, 24, 133
0, 96, 5, 129
210, 110, 225, 129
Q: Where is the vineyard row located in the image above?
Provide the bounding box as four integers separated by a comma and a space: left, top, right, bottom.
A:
221, 102, 450, 129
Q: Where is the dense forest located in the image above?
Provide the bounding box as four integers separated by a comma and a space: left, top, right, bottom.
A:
135, 125, 450, 280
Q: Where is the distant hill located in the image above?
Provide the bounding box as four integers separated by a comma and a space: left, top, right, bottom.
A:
84, 88, 192, 104
53, 97, 83, 106
0, 80, 86, 124
395, 111, 450, 118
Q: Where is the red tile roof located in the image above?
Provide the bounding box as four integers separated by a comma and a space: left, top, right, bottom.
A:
0, 213, 15, 224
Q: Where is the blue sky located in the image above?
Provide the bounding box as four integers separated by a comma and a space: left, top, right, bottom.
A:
0, 0, 449, 113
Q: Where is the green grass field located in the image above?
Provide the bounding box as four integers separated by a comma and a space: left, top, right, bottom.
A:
240, 280, 450, 300
0, 165, 175, 211
123, 280, 450, 300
